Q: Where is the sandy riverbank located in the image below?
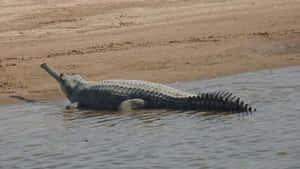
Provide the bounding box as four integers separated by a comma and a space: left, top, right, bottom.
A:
0, 0, 300, 104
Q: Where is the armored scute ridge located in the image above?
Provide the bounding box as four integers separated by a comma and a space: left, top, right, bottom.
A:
41, 63, 255, 113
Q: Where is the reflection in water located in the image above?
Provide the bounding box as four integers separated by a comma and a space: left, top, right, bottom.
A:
1, 66, 300, 169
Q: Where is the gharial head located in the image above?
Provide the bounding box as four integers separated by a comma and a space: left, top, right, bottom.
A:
40, 63, 84, 98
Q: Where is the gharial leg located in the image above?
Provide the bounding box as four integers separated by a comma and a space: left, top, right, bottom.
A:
119, 98, 146, 112
65, 102, 82, 110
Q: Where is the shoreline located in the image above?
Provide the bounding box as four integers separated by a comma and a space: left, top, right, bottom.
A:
1, 0, 300, 105
1, 64, 299, 106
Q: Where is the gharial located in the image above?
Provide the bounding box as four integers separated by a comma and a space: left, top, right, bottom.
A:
41, 63, 255, 113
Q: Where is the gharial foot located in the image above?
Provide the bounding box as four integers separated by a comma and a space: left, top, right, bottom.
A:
119, 98, 146, 112
65, 102, 81, 110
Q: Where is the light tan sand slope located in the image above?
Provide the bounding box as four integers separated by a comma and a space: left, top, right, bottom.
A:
0, 0, 300, 104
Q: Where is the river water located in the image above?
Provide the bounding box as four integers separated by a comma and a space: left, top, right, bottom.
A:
1, 66, 300, 169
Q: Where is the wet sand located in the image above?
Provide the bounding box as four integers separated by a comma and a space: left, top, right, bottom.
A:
0, 0, 300, 104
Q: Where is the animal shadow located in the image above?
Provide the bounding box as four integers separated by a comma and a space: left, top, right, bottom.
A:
10, 95, 40, 103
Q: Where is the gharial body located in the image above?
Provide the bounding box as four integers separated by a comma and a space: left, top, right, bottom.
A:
41, 63, 255, 113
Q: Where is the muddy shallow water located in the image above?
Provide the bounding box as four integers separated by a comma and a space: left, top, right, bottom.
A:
1, 66, 300, 169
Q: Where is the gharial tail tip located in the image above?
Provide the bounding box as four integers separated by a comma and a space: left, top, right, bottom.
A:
194, 91, 256, 113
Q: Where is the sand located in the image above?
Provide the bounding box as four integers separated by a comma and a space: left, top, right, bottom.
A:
0, 0, 300, 104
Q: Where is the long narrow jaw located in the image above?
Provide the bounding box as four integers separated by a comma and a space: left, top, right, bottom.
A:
40, 63, 62, 82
